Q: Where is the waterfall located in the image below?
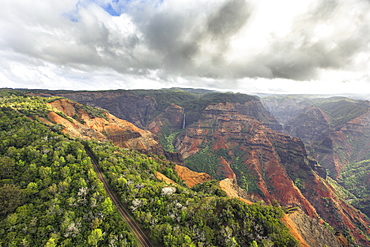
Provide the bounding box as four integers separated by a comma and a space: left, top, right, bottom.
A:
182, 111, 186, 129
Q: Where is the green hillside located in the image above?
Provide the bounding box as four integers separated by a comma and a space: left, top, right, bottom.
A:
0, 105, 136, 246
314, 98, 368, 128
339, 160, 370, 218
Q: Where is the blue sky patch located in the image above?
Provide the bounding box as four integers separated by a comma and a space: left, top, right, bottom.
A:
103, 3, 121, 16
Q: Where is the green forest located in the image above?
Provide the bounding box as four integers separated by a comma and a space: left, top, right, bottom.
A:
339, 160, 370, 218
0, 91, 298, 246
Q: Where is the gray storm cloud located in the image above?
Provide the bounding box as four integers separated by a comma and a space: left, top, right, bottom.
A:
136, 0, 252, 76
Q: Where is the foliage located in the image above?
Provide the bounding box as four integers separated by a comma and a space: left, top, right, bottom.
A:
160, 131, 179, 152
158, 119, 181, 152
184, 143, 222, 179
75, 104, 108, 120
184, 142, 262, 196
0, 91, 54, 119
192, 180, 227, 197
326, 177, 356, 201
0, 107, 136, 246
339, 160, 370, 218
339, 160, 370, 198
87, 141, 298, 247
314, 99, 368, 128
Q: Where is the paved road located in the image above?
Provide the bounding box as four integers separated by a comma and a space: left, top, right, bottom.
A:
86, 149, 153, 247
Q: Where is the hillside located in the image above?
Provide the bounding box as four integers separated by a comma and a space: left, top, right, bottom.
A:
0, 93, 137, 246
262, 96, 370, 175
26, 88, 370, 246
338, 160, 370, 219
0, 91, 302, 246
262, 95, 370, 218
35, 88, 281, 131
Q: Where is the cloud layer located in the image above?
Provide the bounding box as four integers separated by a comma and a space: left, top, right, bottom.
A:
1, 0, 370, 93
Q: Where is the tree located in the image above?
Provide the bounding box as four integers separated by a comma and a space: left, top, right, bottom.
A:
250, 241, 259, 247
0, 156, 15, 179
45, 235, 57, 247
88, 229, 103, 246
0, 184, 24, 216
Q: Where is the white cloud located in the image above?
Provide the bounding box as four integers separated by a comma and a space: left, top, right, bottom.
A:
0, 0, 370, 94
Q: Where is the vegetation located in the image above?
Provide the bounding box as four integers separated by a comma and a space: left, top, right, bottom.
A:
88, 139, 297, 246
184, 141, 263, 196
75, 104, 108, 121
184, 143, 224, 179
339, 160, 370, 218
160, 131, 180, 153
0, 91, 57, 119
0, 107, 136, 246
314, 98, 368, 128
0, 91, 299, 247
326, 177, 356, 201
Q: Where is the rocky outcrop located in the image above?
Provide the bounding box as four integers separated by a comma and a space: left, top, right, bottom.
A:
307, 157, 327, 179
218, 178, 253, 205
56, 91, 157, 129
46, 99, 164, 155
283, 209, 345, 247
174, 165, 212, 188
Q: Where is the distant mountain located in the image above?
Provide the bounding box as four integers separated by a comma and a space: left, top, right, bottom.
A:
262, 95, 370, 220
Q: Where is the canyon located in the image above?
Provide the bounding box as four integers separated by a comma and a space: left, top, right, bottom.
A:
30, 89, 370, 246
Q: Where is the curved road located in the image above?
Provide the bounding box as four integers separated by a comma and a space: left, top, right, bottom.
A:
86, 149, 153, 247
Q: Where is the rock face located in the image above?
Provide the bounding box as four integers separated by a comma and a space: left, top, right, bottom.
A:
261, 95, 313, 126
46, 99, 164, 155
263, 96, 370, 179
56, 91, 157, 129
56, 90, 282, 131
283, 105, 344, 179
218, 178, 253, 205
147, 103, 185, 134
283, 209, 346, 247
174, 165, 212, 188
307, 157, 327, 179
285, 105, 331, 143
233, 100, 283, 131
173, 102, 370, 246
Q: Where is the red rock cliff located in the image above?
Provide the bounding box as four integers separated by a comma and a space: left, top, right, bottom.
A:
174, 102, 370, 246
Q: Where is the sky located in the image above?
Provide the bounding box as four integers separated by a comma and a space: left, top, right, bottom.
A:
1, 0, 370, 95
